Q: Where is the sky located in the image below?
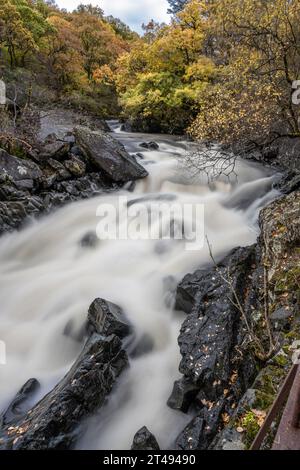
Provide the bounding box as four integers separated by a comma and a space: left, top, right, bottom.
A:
55, 0, 171, 33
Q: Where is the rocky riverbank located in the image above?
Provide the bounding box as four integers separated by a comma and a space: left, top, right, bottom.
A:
0, 109, 148, 235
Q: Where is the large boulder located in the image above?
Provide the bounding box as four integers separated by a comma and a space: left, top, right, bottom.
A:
74, 127, 148, 183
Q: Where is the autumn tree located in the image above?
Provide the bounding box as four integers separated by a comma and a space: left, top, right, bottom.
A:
115, 0, 216, 133
190, 0, 300, 147
167, 0, 189, 14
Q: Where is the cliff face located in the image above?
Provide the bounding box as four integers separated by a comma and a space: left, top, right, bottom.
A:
171, 189, 300, 450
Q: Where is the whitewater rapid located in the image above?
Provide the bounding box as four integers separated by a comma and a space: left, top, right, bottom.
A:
0, 124, 279, 449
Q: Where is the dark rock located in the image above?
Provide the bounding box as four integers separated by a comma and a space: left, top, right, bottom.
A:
175, 268, 210, 313
80, 231, 98, 248
75, 127, 148, 183
1, 379, 40, 426
0, 149, 42, 186
140, 142, 159, 150
175, 402, 224, 450
0, 334, 128, 450
129, 334, 154, 359
47, 158, 71, 180
64, 157, 86, 177
70, 145, 84, 158
167, 378, 199, 413
131, 426, 160, 451
136, 153, 145, 160
87, 298, 132, 340
163, 275, 178, 308
44, 133, 58, 143
175, 416, 205, 450
274, 170, 300, 195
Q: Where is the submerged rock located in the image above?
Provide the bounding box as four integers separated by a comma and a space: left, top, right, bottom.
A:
75, 127, 148, 183
131, 427, 160, 450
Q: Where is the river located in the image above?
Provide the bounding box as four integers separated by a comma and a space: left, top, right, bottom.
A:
0, 123, 279, 449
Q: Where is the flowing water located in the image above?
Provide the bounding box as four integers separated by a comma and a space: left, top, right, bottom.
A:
0, 123, 280, 449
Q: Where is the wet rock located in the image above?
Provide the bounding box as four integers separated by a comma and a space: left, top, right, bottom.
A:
0, 149, 42, 186
163, 275, 178, 308
44, 133, 58, 143
64, 157, 86, 177
1, 379, 40, 426
47, 158, 71, 180
62, 133, 76, 145
80, 231, 98, 248
140, 142, 159, 150
0, 334, 128, 450
136, 152, 145, 160
131, 427, 160, 451
212, 428, 245, 450
87, 298, 132, 340
129, 334, 154, 359
75, 127, 148, 183
63, 318, 87, 343
120, 122, 132, 132
167, 378, 199, 413
70, 145, 84, 158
